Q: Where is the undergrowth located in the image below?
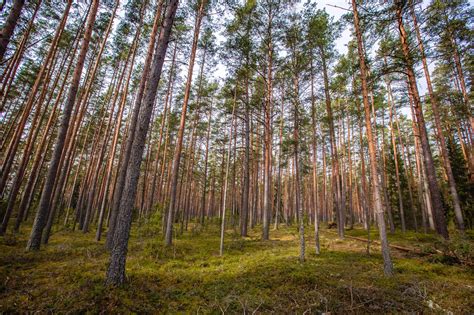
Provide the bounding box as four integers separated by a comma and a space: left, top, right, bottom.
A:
0, 220, 473, 313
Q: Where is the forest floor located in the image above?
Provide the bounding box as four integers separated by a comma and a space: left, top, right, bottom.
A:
0, 219, 473, 313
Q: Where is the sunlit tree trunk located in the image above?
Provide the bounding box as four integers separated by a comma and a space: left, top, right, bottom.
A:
0, 1, 71, 196
26, 0, 98, 251
410, 3, 464, 232
352, 0, 393, 276
0, 45, 70, 235
395, 1, 448, 239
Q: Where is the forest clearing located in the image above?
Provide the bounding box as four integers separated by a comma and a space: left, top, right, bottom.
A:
0, 0, 473, 312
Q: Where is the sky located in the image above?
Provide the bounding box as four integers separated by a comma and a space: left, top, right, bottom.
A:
315, 0, 352, 53
115, 0, 474, 98
212, 0, 433, 84
213, 0, 473, 116
318, 0, 474, 54
315, 0, 472, 99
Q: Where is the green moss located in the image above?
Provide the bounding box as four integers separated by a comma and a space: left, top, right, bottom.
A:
0, 223, 473, 313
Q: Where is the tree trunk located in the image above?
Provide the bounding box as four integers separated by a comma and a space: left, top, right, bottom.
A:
320, 47, 343, 238
164, 0, 206, 247
352, 0, 393, 276
149, 41, 177, 213
201, 99, 212, 225
106, 0, 178, 286
26, 0, 98, 251
310, 61, 320, 254
388, 89, 406, 232
274, 85, 284, 231
96, 28, 139, 241
0, 46, 69, 235
262, 7, 273, 241
220, 93, 237, 256
0, 0, 24, 62
0, 1, 70, 196
106, 0, 164, 250
410, 3, 464, 232
395, 2, 448, 239
292, 72, 304, 262
0, 0, 41, 113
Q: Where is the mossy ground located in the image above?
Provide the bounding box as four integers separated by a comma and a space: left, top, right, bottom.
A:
0, 221, 473, 313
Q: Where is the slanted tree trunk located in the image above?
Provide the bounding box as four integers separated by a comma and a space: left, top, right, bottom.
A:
96, 28, 139, 241
26, 0, 98, 251
106, 0, 164, 250
106, 0, 179, 286
46, 1, 120, 241
16, 20, 83, 233
82, 67, 126, 235
0, 1, 71, 196
0, 0, 24, 62
0, 40, 76, 235
395, 1, 448, 239
444, 14, 471, 114
352, 0, 393, 276
0, 0, 41, 113
148, 41, 177, 213
359, 115, 370, 254
410, 3, 464, 232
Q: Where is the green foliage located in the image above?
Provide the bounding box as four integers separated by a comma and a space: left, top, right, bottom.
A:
429, 235, 474, 265
138, 202, 165, 237
447, 137, 474, 229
